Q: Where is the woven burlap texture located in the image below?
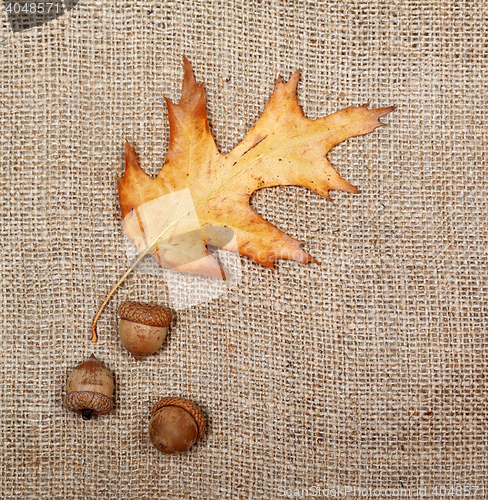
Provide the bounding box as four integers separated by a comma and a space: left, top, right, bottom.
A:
1, 1, 487, 499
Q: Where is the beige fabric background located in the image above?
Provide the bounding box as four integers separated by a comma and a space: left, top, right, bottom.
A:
1, 1, 487, 499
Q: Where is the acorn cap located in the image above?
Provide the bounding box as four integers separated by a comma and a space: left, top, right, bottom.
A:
151, 397, 206, 440
64, 390, 113, 415
118, 301, 172, 327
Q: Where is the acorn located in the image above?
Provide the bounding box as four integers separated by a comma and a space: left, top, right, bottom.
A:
149, 397, 206, 455
118, 301, 173, 360
64, 355, 114, 420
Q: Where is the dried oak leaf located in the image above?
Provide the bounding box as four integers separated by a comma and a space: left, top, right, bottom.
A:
119, 59, 394, 278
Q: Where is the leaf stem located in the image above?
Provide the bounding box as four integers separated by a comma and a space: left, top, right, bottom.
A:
90, 247, 150, 343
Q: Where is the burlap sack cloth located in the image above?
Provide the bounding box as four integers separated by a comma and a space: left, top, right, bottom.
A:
1, 1, 487, 499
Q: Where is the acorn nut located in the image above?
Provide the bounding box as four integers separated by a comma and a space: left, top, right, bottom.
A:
118, 301, 172, 360
64, 355, 114, 420
149, 397, 206, 455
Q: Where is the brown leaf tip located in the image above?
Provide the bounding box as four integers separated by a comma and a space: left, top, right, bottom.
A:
182, 56, 196, 84
276, 69, 300, 94
368, 103, 397, 122
178, 57, 205, 107
286, 69, 300, 92
124, 140, 135, 158
123, 141, 146, 178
